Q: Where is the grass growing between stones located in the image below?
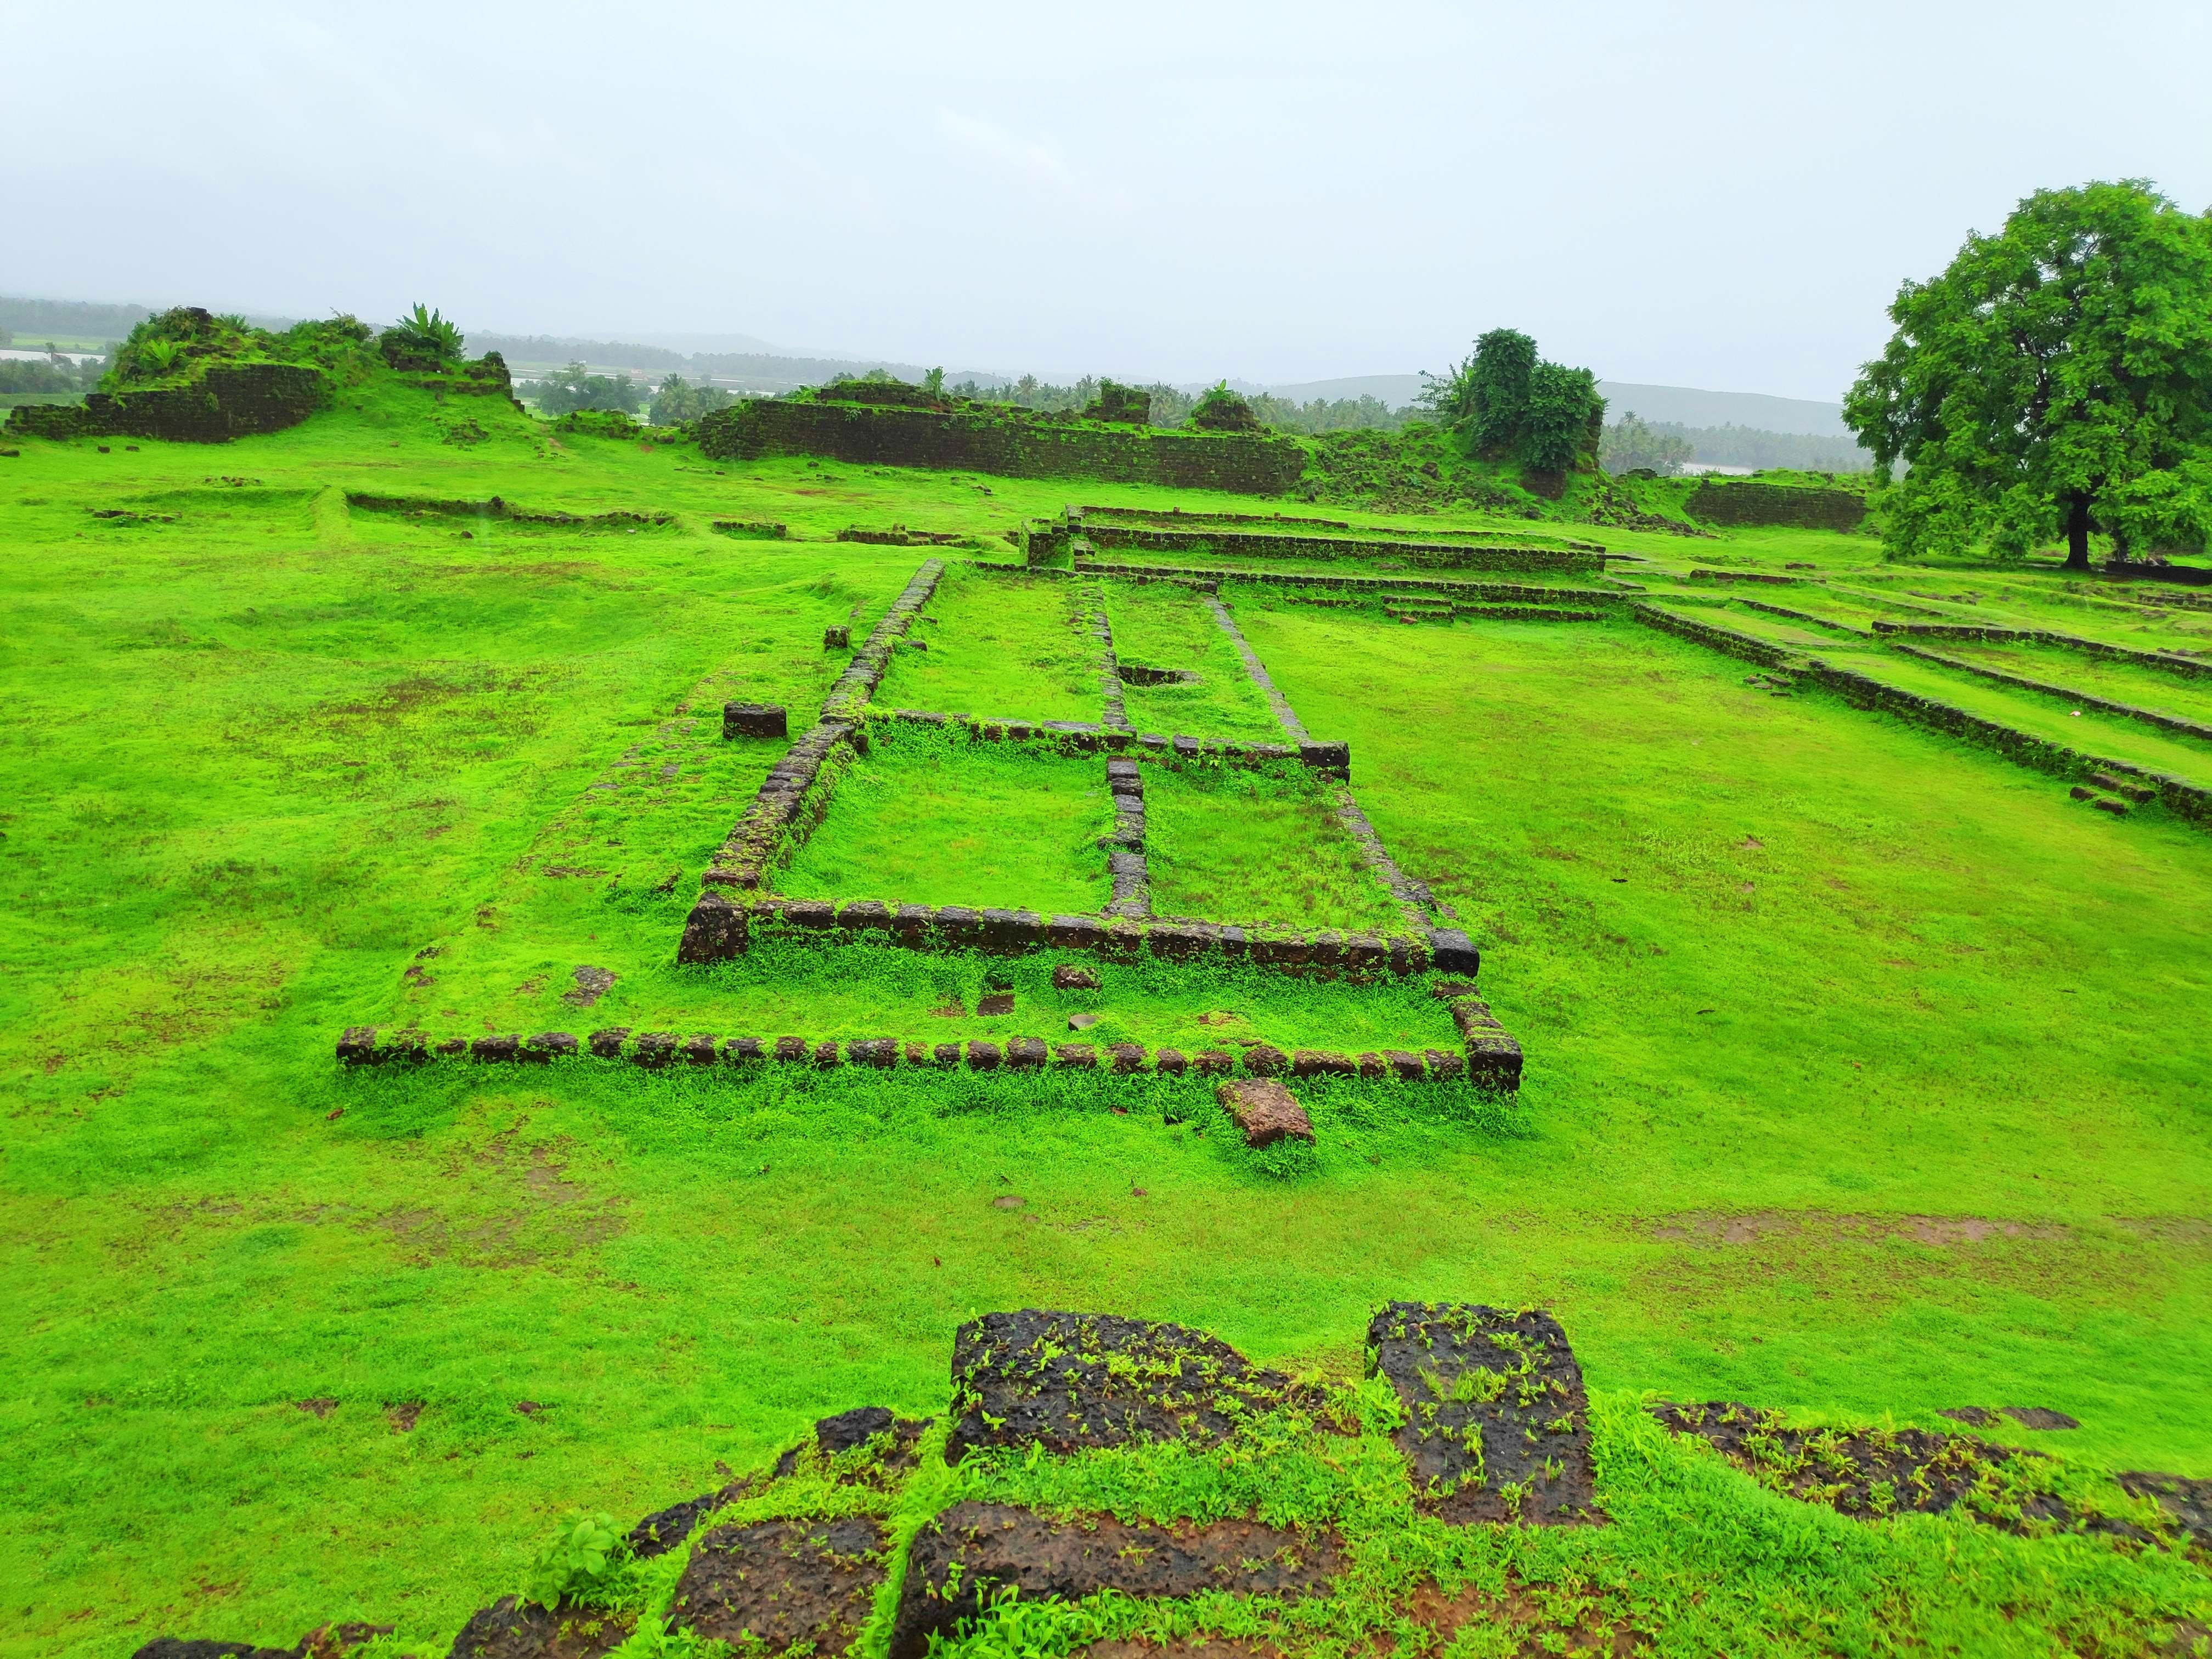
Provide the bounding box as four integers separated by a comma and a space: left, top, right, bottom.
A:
1100, 579, 1285, 741
1142, 760, 1406, 934
778, 721, 1115, 914
4, 388, 2212, 1657
872, 563, 1101, 723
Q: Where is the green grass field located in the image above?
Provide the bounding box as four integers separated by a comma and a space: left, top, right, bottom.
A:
3, 370, 2210, 1657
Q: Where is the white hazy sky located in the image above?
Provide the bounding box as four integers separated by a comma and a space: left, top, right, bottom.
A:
5, 1, 2208, 400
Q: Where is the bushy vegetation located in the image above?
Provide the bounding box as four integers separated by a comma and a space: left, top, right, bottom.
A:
379, 303, 466, 371
1421, 328, 1605, 477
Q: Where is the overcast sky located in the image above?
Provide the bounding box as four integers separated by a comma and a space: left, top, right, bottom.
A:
5, 1, 2207, 400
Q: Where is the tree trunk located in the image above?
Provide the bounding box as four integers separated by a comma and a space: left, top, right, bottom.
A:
2064, 495, 2092, 569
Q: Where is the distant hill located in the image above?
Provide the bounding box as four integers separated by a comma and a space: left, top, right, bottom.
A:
1252, 372, 1850, 438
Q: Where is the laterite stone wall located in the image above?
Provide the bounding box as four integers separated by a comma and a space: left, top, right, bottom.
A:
1687, 481, 1866, 532
697, 400, 1307, 495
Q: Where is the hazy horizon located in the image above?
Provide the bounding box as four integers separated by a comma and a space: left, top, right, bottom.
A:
5, 0, 2206, 404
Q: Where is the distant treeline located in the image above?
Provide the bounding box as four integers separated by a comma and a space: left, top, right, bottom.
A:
1602, 411, 1874, 475
0, 353, 107, 396
949, 374, 1412, 435
1660, 421, 1873, 472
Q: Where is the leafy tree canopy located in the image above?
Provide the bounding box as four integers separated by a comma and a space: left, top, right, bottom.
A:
1845, 180, 2212, 566
1420, 329, 1602, 475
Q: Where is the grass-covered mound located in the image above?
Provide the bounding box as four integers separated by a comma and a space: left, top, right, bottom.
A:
3, 303, 522, 445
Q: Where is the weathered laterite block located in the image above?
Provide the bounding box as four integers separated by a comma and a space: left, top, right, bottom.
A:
723, 702, 787, 739
1367, 1301, 1600, 1526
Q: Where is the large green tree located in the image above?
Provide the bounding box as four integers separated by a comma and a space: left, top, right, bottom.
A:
1846, 181, 2212, 567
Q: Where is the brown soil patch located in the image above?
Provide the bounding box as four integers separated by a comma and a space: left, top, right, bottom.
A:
1410, 1575, 1643, 1656
1649, 1210, 2070, 1248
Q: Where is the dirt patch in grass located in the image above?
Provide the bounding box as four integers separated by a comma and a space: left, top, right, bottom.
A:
1410, 1573, 1645, 1656
1648, 1210, 2072, 1247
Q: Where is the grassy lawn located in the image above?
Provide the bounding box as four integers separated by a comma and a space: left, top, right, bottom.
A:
777, 723, 1114, 913
871, 563, 1102, 723
1142, 760, 1407, 934
1, 389, 2209, 1656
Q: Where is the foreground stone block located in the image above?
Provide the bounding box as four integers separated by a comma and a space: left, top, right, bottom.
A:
891, 1502, 1339, 1659
721, 701, 787, 739
1367, 1302, 1598, 1525
446, 1598, 634, 1659
945, 1309, 1293, 1463
667, 1517, 887, 1655
1215, 1079, 1313, 1147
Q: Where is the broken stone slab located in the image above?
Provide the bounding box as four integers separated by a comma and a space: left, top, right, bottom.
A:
1368, 1302, 1599, 1525
1291, 1049, 1355, 1077
1216, 1079, 1312, 1147
2115, 1472, 2212, 1547
1052, 964, 1101, 990
134, 1632, 400, 1659
1427, 928, 1481, 977
563, 965, 617, 1007
470, 1034, 521, 1063
770, 1404, 931, 1481
522, 1032, 578, 1061
944, 1309, 1294, 1463
1651, 1401, 2080, 1529
721, 701, 787, 739
666, 1516, 887, 1656
445, 1598, 635, 1659
890, 1502, 1341, 1659
628, 1482, 749, 1559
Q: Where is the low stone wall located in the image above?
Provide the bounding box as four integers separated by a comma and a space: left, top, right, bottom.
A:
1808, 663, 2211, 827
1059, 522, 1601, 575
676, 893, 1479, 978
345, 491, 673, 528
1631, 603, 1799, 669
1886, 642, 2212, 744
1687, 481, 1867, 532
697, 400, 1307, 494
1871, 622, 2210, 680
334, 1024, 1500, 1085
870, 708, 1350, 776
6, 362, 329, 443
1074, 558, 1622, 606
